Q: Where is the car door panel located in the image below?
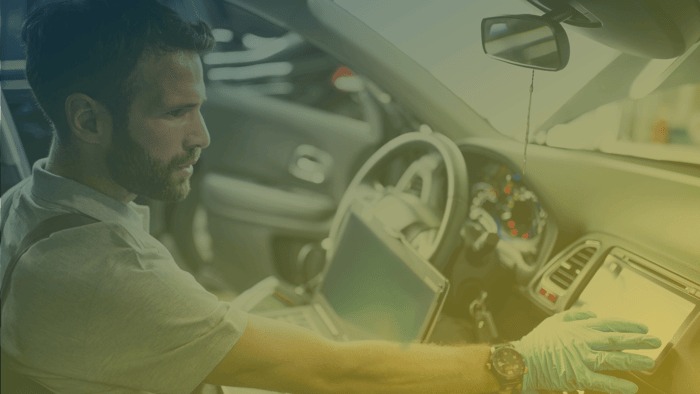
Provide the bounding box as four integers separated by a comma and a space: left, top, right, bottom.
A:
202, 83, 381, 219
197, 83, 382, 290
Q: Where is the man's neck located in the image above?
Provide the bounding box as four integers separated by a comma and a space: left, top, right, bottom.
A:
46, 140, 138, 205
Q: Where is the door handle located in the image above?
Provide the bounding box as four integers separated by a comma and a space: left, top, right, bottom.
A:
288, 144, 333, 184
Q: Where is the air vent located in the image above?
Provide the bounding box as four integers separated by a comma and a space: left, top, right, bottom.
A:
549, 246, 597, 290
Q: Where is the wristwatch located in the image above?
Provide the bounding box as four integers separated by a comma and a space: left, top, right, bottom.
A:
486, 343, 527, 394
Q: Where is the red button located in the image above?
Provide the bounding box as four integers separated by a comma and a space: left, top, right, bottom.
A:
539, 288, 547, 296
547, 293, 558, 303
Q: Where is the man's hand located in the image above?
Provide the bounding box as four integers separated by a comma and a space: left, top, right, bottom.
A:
512, 309, 662, 394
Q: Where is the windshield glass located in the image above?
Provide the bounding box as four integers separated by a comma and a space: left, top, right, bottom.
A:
335, 0, 700, 165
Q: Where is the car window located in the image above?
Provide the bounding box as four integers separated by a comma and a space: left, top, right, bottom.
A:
334, 0, 700, 165
333, 0, 619, 138
541, 83, 700, 165
195, 0, 366, 121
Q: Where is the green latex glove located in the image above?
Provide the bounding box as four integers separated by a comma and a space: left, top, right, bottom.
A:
512, 309, 662, 394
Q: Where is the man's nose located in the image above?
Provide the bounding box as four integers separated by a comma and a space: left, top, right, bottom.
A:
188, 111, 210, 149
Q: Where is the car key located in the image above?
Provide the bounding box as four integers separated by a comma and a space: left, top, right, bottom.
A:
470, 291, 499, 343
474, 307, 499, 343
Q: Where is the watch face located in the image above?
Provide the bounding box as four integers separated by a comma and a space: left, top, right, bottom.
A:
493, 347, 525, 379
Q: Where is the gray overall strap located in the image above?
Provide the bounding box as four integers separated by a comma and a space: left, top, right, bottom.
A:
1, 213, 100, 394
1, 213, 100, 311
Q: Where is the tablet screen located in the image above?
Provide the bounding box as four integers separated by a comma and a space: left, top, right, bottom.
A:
573, 256, 696, 359
321, 212, 440, 342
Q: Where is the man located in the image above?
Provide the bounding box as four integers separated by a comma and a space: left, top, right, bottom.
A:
0, 1, 662, 393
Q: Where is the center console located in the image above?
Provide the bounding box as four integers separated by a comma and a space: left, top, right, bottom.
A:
524, 233, 700, 393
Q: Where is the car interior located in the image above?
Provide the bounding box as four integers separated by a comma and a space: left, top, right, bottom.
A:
1, 0, 699, 393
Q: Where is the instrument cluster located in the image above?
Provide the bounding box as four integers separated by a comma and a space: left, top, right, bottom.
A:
468, 162, 548, 260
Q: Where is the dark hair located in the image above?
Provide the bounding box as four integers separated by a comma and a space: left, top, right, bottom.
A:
22, 0, 215, 145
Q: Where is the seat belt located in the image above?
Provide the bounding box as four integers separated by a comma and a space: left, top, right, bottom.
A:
1, 213, 100, 394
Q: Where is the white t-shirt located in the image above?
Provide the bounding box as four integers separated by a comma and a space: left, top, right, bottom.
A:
0, 158, 248, 394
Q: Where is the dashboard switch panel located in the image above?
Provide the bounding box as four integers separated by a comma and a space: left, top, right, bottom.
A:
539, 287, 558, 303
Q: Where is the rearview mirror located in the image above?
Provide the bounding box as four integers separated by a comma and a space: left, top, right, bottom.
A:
481, 14, 570, 71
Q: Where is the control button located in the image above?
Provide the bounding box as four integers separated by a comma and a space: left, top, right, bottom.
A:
539, 288, 547, 296
607, 262, 623, 277
547, 293, 558, 303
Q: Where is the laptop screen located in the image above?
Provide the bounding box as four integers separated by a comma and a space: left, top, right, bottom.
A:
320, 211, 443, 342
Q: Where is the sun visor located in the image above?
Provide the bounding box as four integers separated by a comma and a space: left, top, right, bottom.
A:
522, 0, 700, 58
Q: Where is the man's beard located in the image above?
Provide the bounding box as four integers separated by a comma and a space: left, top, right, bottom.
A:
105, 126, 194, 202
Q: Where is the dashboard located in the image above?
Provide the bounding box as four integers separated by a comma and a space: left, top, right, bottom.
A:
454, 141, 700, 394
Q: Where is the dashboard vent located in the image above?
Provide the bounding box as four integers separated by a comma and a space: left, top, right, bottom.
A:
549, 246, 597, 290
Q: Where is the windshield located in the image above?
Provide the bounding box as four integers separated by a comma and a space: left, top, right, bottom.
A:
335, 0, 700, 165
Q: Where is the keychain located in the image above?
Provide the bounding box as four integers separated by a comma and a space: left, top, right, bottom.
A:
469, 290, 499, 343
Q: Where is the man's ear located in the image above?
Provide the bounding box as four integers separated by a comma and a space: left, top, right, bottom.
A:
64, 93, 113, 146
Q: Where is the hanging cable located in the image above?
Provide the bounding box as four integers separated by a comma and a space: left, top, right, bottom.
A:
189, 0, 202, 21
523, 69, 535, 175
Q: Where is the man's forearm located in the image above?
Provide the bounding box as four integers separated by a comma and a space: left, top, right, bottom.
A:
325, 340, 501, 394
206, 315, 500, 394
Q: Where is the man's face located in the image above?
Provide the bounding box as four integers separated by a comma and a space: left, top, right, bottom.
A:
106, 50, 209, 202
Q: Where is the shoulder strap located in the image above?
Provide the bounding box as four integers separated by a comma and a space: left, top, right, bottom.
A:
1, 213, 100, 313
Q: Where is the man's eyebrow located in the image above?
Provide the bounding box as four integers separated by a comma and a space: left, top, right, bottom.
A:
166, 97, 207, 110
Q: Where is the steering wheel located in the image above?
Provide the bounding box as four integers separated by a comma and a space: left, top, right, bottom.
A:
326, 131, 469, 271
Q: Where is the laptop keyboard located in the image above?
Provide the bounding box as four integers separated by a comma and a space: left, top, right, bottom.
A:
273, 309, 316, 332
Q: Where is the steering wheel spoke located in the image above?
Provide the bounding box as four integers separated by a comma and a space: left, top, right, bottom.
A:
395, 152, 448, 211
348, 182, 385, 205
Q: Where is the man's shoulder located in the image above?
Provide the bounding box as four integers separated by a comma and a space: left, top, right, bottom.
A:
18, 220, 176, 302
38, 219, 168, 263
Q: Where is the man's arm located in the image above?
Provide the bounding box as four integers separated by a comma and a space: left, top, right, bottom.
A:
204, 314, 501, 394
206, 310, 662, 394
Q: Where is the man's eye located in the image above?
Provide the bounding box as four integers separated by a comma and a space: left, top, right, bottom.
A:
167, 109, 187, 117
